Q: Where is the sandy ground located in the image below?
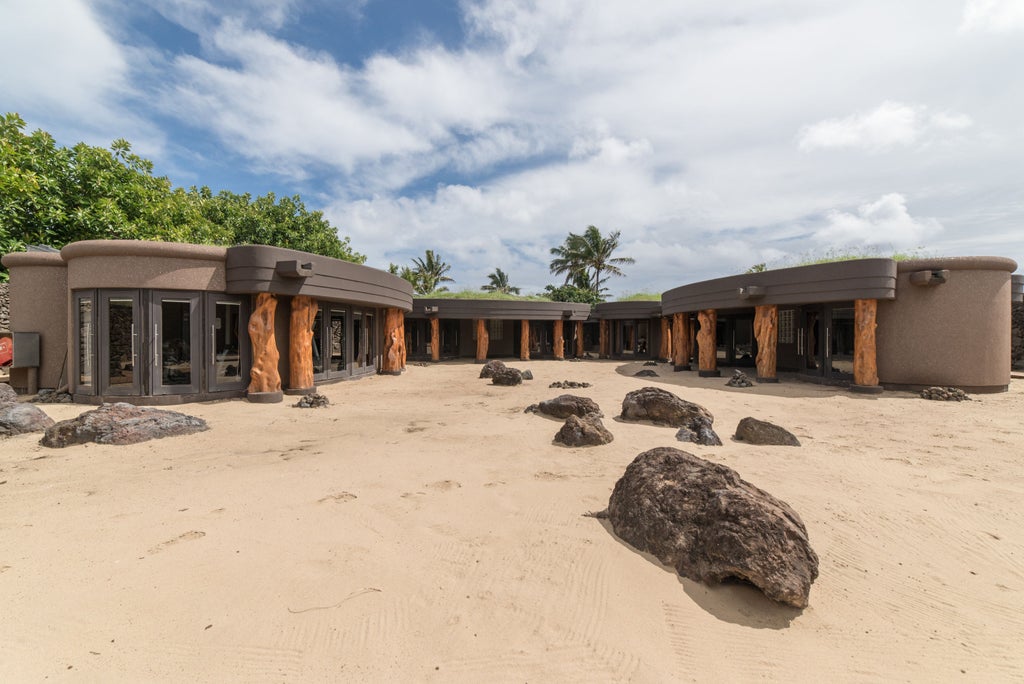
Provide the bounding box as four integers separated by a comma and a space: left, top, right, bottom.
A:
1, 360, 1022, 682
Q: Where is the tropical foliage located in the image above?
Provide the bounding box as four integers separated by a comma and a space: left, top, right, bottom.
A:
481, 267, 520, 295
389, 250, 455, 295
548, 225, 634, 299
541, 283, 604, 304
0, 112, 364, 281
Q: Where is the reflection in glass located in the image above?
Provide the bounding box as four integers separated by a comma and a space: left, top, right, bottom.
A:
214, 300, 241, 382
363, 313, 374, 368
312, 309, 324, 374
161, 299, 192, 385
353, 312, 363, 368
830, 307, 855, 376
330, 310, 345, 372
78, 298, 93, 386
108, 298, 135, 386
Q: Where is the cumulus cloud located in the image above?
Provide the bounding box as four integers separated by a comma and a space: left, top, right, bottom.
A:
812, 194, 942, 249
798, 102, 973, 152
960, 0, 1024, 33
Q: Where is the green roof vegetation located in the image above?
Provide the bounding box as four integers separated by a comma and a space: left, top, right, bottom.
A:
615, 291, 661, 302
416, 289, 552, 301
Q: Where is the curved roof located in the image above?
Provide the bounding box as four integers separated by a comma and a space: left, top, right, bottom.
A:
408, 298, 591, 321
592, 301, 662, 320
61, 239, 227, 262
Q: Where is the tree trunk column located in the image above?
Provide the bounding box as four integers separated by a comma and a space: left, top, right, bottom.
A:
554, 320, 565, 360
430, 318, 440, 362
574, 321, 584, 358
475, 319, 489, 363
754, 304, 779, 383
853, 299, 881, 391
247, 292, 283, 402
659, 317, 672, 362
288, 295, 317, 393
672, 313, 691, 371
520, 320, 531, 360
599, 320, 610, 358
697, 309, 719, 377
381, 307, 406, 375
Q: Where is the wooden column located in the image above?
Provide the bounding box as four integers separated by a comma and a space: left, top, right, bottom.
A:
672, 312, 691, 371
553, 320, 565, 360
599, 320, 610, 358
247, 292, 282, 401
288, 295, 317, 392
429, 318, 440, 362
575, 321, 584, 358
381, 307, 406, 375
475, 319, 489, 363
659, 317, 672, 362
697, 309, 719, 377
854, 299, 880, 388
753, 304, 779, 382
520, 320, 530, 361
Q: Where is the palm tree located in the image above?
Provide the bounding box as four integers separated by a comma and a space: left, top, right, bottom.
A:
549, 225, 634, 297
482, 267, 521, 295
411, 249, 454, 295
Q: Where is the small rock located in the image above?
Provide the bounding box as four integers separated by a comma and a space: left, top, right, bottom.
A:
0, 383, 17, 405
548, 380, 592, 389
491, 367, 523, 386
643, 361, 659, 367
479, 360, 507, 379
529, 394, 602, 419
734, 417, 800, 446
32, 390, 74, 404
521, 370, 533, 380
294, 393, 330, 408
633, 369, 658, 377
0, 403, 55, 437
726, 369, 754, 388
554, 414, 614, 446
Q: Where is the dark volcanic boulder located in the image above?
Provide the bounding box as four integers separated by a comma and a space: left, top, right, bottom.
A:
532, 394, 602, 419
620, 386, 721, 446
491, 367, 523, 386
633, 369, 658, 377
41, 402, 208, 448
0, 383, 17, 405
735, 417, 800, 446
479, 360, 507, 379
554, 414, 614, 446
607, 447, 818, 608
521, 370, 533, 381
0, 403, 55, 436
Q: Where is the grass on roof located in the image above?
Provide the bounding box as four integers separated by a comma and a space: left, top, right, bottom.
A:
417, 289, 553, 301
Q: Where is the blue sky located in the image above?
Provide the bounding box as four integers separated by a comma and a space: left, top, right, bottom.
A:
1, 0, 1022, 296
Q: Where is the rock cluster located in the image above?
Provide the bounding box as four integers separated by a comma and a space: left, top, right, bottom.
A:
726, 369, 754, 388
41, 402, 208, 447
920, 386, 971, 401
294, 393, 330, 408
554, 414, 614, 446
32, 388, 74, 404
526, 394, 602, 419
734, 417, 801, 446
605, 446, 819, 608
549, 380, 591, 389
620, 386, 722, 446
643, 361, 659, 367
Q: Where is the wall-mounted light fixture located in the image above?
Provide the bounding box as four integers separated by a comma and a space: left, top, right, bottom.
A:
909, 270, 949, 286
737, 285, 765, 299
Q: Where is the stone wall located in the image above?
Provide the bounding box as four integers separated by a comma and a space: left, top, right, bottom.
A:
0, 282, 10, 333
1012, 302, 1023, 371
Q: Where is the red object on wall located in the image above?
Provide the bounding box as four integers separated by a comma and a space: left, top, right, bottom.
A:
0, 337, 12, 367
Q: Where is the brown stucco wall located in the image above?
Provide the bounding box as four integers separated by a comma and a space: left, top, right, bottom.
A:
1, 253, 69, 390
62, 240, 227, 292
876, 257, 1017, 392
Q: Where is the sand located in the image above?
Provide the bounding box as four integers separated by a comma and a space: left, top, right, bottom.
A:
1, 360, 1022, 682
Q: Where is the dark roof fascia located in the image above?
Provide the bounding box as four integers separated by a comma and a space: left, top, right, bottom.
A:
226, 245, 413, 311
407, 298, 592, 321
661, 258, 897, 314
591, 301, 663, 320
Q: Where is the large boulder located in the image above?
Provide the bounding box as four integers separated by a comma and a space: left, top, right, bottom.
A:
620, 386, 721, 446
529, 394, 603, 419
491, 367, 523, 386
606, 447, 819, 608
479, 360, 507, 379
554, 414, 614, 446
41, 402, 209, 448
735, 417, 800, 446
0, 383, 17, 405
0, 403, 55, 437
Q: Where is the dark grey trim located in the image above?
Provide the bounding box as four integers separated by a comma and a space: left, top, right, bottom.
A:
661, 259, 898, 314
407, 298, 591, 321
591, 301, 662, 320
226, 245, 413, 311
1012, 274, 1023, 303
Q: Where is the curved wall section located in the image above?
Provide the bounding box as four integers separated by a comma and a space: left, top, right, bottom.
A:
877, 257, 1017, 392
0, 252, 68, 389
407, 298, 591, 321
592, 301, 662, 320
62, 240, 227, 292
226, 245, 412, 311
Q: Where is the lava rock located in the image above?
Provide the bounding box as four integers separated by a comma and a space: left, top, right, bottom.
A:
643, 361, 659, 367
294, 393, 330, 408
41, 402, 208, 448
633, 369, 658, 377
32, 389, 74, 404
491, 367, 524, 386
0, 403, 55, 437
735, 417, 800, 446
0, 383, 17, 405
554, 414, 614, 446
527, 394, 602, 419
726, 370, 754, 388
620, 386, 721, 446
549, 380, 592, 389
479, 360, 507, 379
920, 386, 971, 401
606, 446, 819, 608
521, 369, 533, 380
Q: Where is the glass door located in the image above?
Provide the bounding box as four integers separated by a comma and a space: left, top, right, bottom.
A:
328, 308, 347, 377
73, 291, 96, 396
799, 304, 854, 382
99, 290, 142, 396
206, 293, 248, 392
150, 291, 201, 395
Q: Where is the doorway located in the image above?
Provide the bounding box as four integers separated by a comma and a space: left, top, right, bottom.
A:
800, 304, 855, 382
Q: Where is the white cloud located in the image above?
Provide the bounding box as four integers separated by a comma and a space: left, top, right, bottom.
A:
798, 102, 973, 152
960, 0, 1024, 33
812, 193, 942, 249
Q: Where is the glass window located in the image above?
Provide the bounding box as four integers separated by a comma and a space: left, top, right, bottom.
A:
107, 297, 135, 388
160, 299, 193, 386
78, 297, 93, 387
330, 310, 346, 372
312, 309, 324, 375
213, 300, 242, 383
